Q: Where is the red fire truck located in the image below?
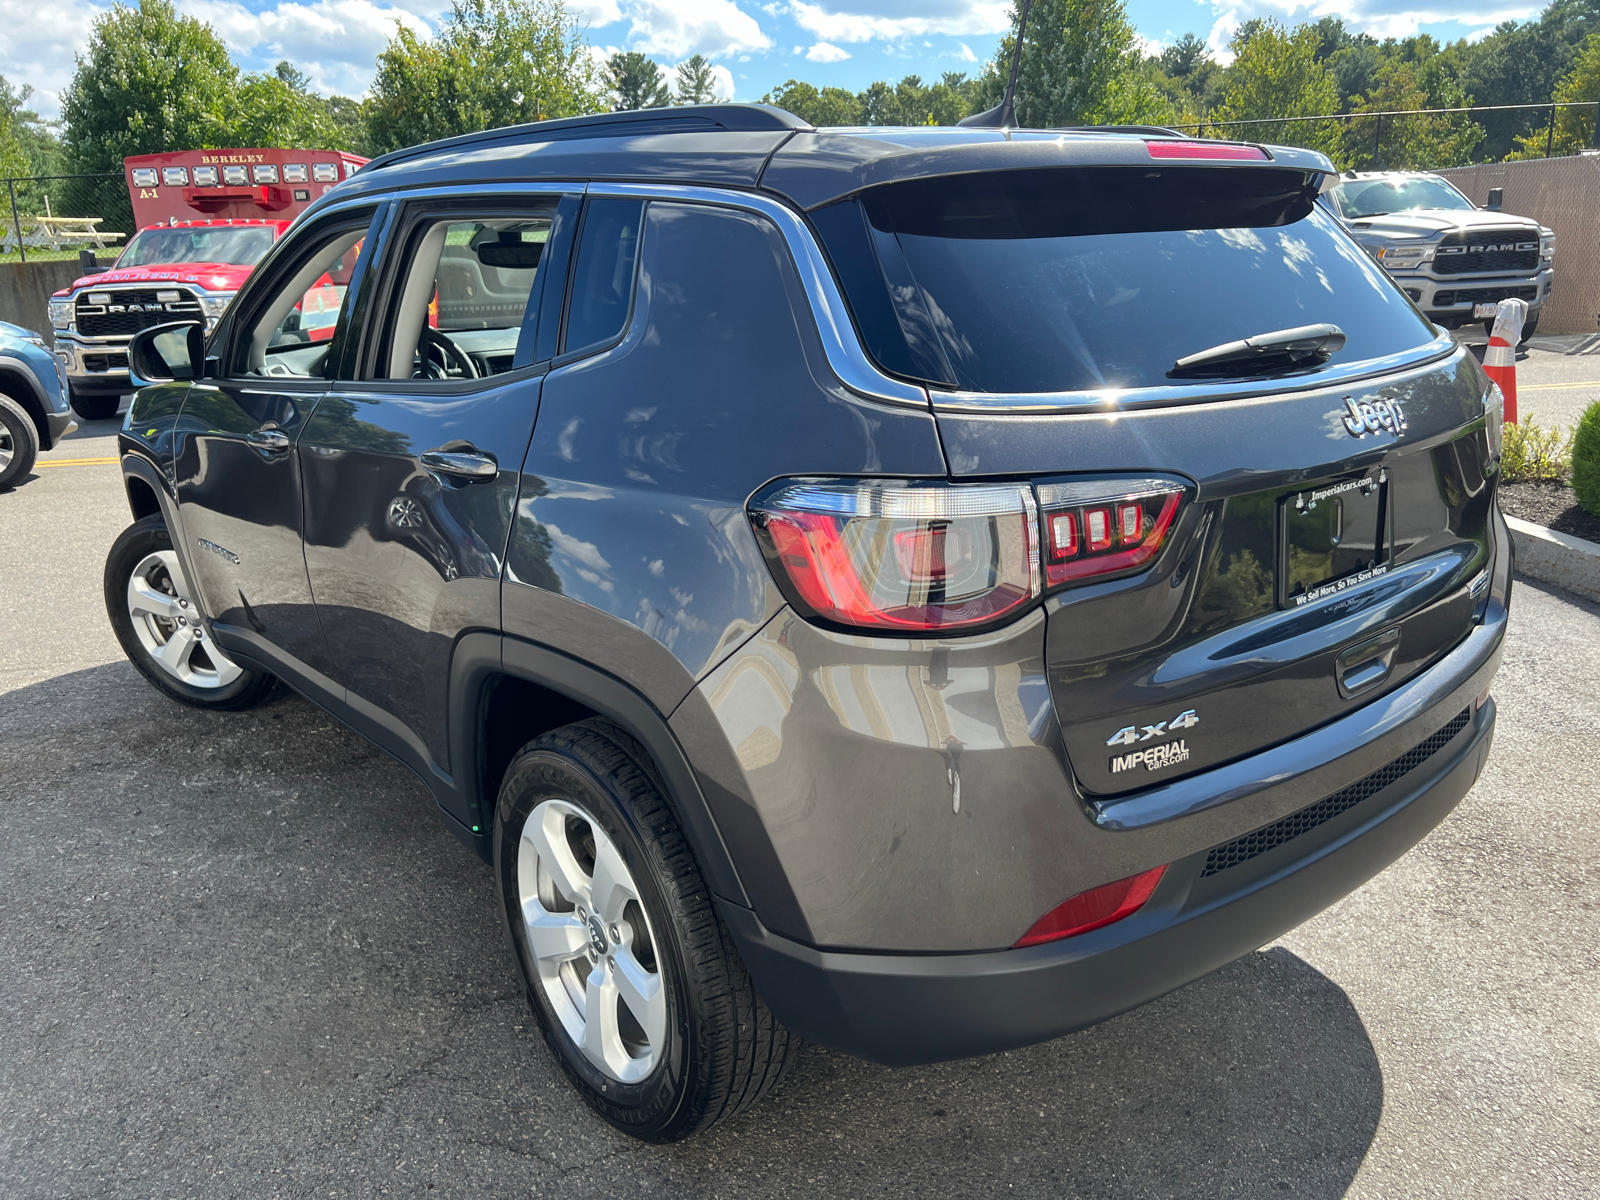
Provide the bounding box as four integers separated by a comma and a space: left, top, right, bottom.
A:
48, 146, 367, 419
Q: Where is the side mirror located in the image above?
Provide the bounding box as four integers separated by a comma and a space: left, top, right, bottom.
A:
1485, 187, 1504, 211
77, 249, 108, 276
128, 321, 204, 387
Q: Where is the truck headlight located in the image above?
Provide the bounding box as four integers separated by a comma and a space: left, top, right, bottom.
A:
1541, 236, 1555, 261
48, 298, 73, 329
1377, 244, 1431, 264
200, 296, 233, 323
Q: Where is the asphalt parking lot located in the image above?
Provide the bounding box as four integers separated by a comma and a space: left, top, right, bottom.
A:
2, 394, 1598, 1199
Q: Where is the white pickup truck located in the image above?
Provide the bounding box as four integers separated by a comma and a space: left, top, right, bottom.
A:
1323, 171, 1554, 342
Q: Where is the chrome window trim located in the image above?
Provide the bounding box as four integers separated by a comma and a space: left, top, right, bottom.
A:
929, 330, 1462, 414
584, 181, 931, 410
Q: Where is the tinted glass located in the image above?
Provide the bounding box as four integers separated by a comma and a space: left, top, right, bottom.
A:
118, 225, 277, 268
1330, 177, 1473, 218
820, 167, 1437, 394
563, 199, 643, 355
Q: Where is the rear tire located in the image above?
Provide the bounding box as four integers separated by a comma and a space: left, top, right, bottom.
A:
69, 389, 121, 422
104, 514, 276, 710
496, 718, 793, 1142
0, 394, 40, 489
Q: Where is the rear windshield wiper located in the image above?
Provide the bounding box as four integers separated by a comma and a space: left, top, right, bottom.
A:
1168, 324, 1346, 380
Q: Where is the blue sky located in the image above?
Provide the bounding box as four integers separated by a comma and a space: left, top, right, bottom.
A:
0, 0, 1545, 119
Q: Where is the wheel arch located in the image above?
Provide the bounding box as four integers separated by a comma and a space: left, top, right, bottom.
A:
454, 632, 752, 909
0, 363, 51, 449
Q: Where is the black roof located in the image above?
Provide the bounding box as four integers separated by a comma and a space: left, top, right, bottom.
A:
335, 103, 1337, 213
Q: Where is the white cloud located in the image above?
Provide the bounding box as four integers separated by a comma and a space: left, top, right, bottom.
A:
1201, 0, 1541, 62
956, 41, 976, 61
618, 0, 771, 57
182, 0, 432, 95
805, 40, 850, 61
785, 0, 1009, 44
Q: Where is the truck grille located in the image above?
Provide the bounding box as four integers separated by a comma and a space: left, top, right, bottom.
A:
1433, 229, 1540, 276
1431, 285, 1538, 308
1200, 708, 1471, 877
75, 288, 203, 338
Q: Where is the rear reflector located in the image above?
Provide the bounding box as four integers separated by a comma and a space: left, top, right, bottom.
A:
1015, 865, 1168, 947
750, 480, 1040, 633
1146, 141, 1269, 162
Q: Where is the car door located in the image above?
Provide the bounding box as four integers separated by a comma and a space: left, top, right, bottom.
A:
174, 206, 381, 679
299, 191, 578, 785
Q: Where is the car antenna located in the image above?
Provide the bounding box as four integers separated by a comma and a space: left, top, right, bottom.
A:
958, 0, 1033, 128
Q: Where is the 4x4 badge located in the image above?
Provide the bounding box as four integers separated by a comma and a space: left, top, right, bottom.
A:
1106, 708, 1199, 747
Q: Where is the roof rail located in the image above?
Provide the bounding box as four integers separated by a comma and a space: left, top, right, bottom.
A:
1064, 125, 1191, 138
361, 103, 812, 175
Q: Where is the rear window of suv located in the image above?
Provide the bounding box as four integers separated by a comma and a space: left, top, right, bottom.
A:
812, 166, 1437, 395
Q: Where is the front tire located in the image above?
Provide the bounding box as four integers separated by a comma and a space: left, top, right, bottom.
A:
496, 719, 793, 1141
0, 394, 40, 489
104, 514, 275, 709
69, 388, 121, 422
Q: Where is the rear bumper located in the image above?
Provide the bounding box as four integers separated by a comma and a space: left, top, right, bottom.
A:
728, 696, 1495, 1066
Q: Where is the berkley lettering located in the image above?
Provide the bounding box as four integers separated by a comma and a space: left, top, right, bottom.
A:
1110, 739, 1190, 774
199, 153, 268, 165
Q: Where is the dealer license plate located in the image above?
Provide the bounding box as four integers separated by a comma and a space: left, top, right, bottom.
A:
1473, 303, 1500, 318
1279, 471, 1389, 608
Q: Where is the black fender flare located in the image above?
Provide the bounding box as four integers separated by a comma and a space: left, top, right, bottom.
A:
120, 450, 208, 608
0, 359, 52, 448
454, 632, 752, 909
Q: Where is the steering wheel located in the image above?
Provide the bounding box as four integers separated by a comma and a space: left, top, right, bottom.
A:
417, 326, 480, 380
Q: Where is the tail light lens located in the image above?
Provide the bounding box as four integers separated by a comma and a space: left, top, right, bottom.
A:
1037, 477, 1187, 588
749, 480, 1039, 633
1014, 864, 1168, 947
1146, 141, 1268, 161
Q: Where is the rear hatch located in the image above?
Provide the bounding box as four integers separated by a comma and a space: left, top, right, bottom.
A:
806, 149, 1497, 795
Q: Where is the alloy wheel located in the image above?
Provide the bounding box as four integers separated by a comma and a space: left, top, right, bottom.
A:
0, 424, 13, 472
125, 550, 244, 689
517, 798, 667, 1083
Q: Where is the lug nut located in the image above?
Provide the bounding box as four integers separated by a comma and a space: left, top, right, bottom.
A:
609, 924, 621, 943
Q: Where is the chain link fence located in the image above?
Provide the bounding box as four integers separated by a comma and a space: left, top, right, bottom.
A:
2, 173, 129, 264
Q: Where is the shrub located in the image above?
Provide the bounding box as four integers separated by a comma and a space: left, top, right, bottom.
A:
1501, 416, 1573, 483
1573, 401, 1600, 515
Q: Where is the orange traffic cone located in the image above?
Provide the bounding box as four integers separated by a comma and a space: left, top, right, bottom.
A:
1482, 297, 1526, 424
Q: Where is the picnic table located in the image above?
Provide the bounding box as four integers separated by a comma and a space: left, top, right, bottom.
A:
1, 215, 126, 254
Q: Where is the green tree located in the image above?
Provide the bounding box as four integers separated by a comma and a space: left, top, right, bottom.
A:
1211, 20, 1340, 154
0, 77, 61, 179
605, 51, 670, 110
1510, 31, 1600, 155
673, 54, 719, 105
974, 0, 1167, 127
1340, 60, 1482, 169
761, 79, 864, 125
229, 62, 345, 149
60, 0, 235, 172
365, 0, 601, 155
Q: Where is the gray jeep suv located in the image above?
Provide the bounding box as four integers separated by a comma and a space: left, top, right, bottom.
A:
106, 105, 1509, 1141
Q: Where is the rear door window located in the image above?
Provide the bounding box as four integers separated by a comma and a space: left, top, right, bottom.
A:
815, 167, 1438, 395
562, 198, 644, 357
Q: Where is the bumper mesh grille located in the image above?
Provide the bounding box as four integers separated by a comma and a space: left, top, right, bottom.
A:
1201, 708, 1471, 878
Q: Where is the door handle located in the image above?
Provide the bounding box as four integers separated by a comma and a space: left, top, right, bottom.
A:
421, 449, 498, 482
1336, 627, 1400, 699
245, 428, 291, 452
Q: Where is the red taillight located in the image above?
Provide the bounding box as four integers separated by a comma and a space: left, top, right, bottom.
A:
1014, 865, 1168, 947
1146, 141, 1269, 162
751, 481, 1040, 633
1037, 477, 1187, 589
